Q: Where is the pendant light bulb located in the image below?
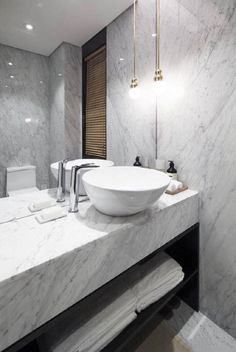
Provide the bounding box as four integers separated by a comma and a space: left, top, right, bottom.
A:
153, 68, 163, 93
129, 86, 141, 100
129, 77, 141, 99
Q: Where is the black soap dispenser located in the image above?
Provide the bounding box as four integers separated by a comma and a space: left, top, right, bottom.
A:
167, 161, 178, 180
133, 156, 142, 167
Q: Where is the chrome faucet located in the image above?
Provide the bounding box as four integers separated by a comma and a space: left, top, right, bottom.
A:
57, 159, 69, 203
69, 163, 99, 213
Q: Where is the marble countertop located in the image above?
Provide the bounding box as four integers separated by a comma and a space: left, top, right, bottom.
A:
0, 189, 199, 351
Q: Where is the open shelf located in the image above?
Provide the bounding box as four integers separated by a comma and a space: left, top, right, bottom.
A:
102, 268, 198, 352
4, 223, 199, 352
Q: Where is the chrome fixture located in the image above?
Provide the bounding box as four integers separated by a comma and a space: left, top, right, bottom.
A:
129, 0, 140, 100
69, 164, 99, 213
69, 165, 80, 213
57, 159, 70, 203
153, 0, 163, 87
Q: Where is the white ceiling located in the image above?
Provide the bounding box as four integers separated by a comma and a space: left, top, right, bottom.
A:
0, 0, 133, 56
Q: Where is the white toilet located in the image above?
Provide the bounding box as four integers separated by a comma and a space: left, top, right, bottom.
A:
6, 165, 40, 197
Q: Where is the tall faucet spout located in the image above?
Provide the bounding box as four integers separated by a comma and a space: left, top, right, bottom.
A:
69, 163, 99, 213
57, 159, 69, 203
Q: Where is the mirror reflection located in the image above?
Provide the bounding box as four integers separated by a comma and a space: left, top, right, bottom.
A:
0, 0, 133, 198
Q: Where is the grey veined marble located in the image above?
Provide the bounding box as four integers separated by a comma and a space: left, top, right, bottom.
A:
107, 0, 236, 339
0, 190, 198, 351
156, 0, 236, 339
0, 42, 82, 194
0, 44, 50, 197
49, 43, 82, 186
107, 0, 157, 166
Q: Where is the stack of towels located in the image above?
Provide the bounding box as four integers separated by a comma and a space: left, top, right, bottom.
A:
38, 253, 184, 352
38, 276, 137, 352
123, 252, 185, 313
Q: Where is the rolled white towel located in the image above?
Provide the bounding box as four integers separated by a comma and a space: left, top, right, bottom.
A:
80, 312, 137, 352
167, 180, 183, 192
35, 205, 67, 224
28, 199, 57, 212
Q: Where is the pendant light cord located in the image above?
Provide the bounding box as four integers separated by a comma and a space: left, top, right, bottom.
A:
156, 0, 160, 70
133, 0, 136, 78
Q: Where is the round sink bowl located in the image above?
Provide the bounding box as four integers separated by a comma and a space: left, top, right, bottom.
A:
82, 166, 170, 216
50, 159, 114, 195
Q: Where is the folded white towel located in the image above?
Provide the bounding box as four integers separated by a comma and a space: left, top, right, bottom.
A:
167, 180, 183, 192
38, 276, 137, 352
123, 252, 184, 313
137, 271, 184, 312
80, 312, 137, 352
28, 199, 57, 212
35, 205, 67, 224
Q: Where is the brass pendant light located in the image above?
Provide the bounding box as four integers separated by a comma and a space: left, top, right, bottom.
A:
129, 0, 141, 100
154, 0, 163, 89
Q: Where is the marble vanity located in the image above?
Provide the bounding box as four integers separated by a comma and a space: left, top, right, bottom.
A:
0, 189, 198, 352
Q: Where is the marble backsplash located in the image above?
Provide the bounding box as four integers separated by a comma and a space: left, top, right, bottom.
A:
49, 44, 65, 166
107, 0, 236, 339
107, 1, 157, 166
49, 43, 82, 165
0, 44, 50, 197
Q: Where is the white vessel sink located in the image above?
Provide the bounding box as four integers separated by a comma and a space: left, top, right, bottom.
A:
82, 166, 170, 216
50, 159, 114, 195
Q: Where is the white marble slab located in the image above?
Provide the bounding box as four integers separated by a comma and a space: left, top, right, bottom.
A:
0, 190, 198, 351
107, 0, 236, 338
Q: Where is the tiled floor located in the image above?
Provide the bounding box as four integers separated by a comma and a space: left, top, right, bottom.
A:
135, 322, 192, 352
166, 301, 236, 352
135, 301, 236, 352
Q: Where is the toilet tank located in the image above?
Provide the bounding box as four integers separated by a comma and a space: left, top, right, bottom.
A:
7, 165, 37, 193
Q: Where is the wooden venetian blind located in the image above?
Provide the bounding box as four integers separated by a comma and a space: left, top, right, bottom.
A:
84, 46, 106, 158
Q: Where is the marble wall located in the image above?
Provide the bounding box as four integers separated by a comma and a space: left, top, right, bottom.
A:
0, 42, 82, 193
0, 44, 50, 197
49, 44, 65, 165
64, 43, 82, 161
107, 1, 157, 166
49, 43, 82, 186
107, 0, 236, 338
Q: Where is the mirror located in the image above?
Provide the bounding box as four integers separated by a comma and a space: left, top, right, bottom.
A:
0, 0, 133, 198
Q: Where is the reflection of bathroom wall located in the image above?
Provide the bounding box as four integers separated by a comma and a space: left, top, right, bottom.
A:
49, 43, 82, 186
0, 42, 82, 195
0, 44, 50, 197
107, 0, 236, 339
64, 43, 82, 160
49, 44, 65, 165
